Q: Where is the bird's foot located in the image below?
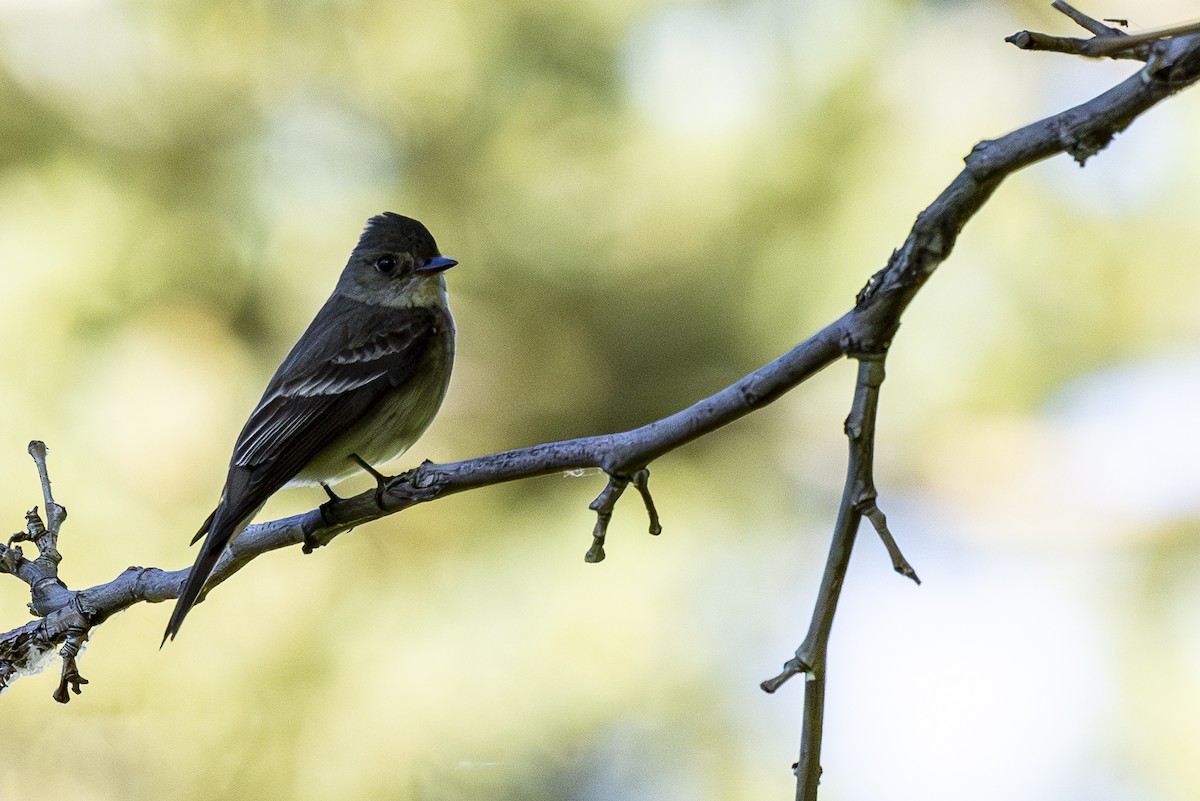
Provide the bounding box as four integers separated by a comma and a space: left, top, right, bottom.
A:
308, 484, 344, 553
350, 454, 391, 510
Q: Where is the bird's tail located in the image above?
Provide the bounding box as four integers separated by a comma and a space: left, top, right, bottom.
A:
162, 509, 227, 645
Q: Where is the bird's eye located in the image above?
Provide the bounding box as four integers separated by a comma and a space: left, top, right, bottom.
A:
374, 255, 398, 275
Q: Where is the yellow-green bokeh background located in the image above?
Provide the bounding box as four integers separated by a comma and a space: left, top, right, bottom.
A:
4, 1, 1200, 799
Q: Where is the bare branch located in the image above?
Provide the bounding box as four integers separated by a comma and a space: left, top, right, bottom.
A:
4, 18, 1199, 699
758, 353, 910, 798
1004, 30, 1145, 60
1051, 1, 1125, 38
1087, 19, 1200, 58
767, 355, 895, 801
1009, 4, 1200, 61
28, 441, 67, 539
2, 24, 1200, 801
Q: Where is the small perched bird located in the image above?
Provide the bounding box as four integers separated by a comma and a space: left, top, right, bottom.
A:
163, 212, 457, 642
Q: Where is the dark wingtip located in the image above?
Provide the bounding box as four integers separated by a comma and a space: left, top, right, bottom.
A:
190, 510, 216, 546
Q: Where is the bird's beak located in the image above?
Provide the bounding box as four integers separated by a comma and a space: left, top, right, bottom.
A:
419, 255, 458, 274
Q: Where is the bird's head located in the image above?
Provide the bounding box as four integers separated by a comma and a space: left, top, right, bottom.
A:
339, 212, 457, 307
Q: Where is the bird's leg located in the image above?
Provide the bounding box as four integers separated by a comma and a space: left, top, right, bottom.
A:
349, 454, 390, 509
307, 484, 344, 554
317, 482, 341, 519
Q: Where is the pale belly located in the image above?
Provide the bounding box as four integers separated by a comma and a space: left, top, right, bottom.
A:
288, 327, 454, 486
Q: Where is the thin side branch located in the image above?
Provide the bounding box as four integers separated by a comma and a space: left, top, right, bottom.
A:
1009, 4, 1200, 61
861, 502, 918, 584
581, 467, 663, 560
1004, 31, 1145, 60
1052, 0, 1125, 38
765, 354, 910, 799
764, 355, 896, 801
1086, 19, 1200, 59
630, 469, 662, 537
586, 474, 629, 563
0, 446, 87, 701
28, 441, 67, 539
52, 616, 89, 704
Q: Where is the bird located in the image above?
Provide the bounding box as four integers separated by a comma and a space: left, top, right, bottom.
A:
163, 212, 457, 642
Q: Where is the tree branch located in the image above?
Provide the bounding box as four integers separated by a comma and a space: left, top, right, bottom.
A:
1008, 3, 1200, 61
4, 10, 1200, 800
1052, 0, 1125, 39
759, 355, 897, 801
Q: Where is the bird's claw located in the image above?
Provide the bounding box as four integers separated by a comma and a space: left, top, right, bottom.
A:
350, 454, 390, 509
308, 484, 345, 553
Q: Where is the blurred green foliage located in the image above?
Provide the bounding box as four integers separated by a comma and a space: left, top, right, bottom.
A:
4, 1, 1200, 800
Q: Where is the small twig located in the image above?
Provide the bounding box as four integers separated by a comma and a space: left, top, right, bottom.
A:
585, 475, 629, 563
1004, 31, 1145, 60
859, 501, 919, 584
762, 354, 914, 801
1085, 18, 1200, 58
0, 444, 91, 701
20, 507, 61, 567
52, 624, 89, 704
760, 655, 808, 694
583, 468, 664, 561
630, 469, 662, 536
28, 441, 66, 538
1052, 1, 1125, 38
1011, 5, 1200, 61
842, 357, 918, 584
786, 474, 856, 798
0, 542, 23, 576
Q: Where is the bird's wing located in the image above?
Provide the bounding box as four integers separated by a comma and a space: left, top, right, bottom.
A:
233, 302, 441, 480
163, 302, 442, 643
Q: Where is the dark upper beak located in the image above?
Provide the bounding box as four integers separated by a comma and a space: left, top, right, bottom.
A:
419, 255, 458, 274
